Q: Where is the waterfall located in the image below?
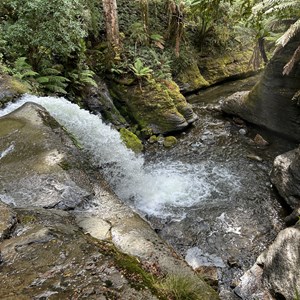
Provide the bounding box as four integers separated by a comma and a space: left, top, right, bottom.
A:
0, 95, 240, 219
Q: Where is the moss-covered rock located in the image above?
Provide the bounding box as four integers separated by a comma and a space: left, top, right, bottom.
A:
163, 136, 177, 148
200, 50, 254, 85
108, 79, 196, 134
148, 135, 158, 144
175, 60, 209, 93
0, 74, 29, 108
163, 80, 198, 124
119, 127, 144, 153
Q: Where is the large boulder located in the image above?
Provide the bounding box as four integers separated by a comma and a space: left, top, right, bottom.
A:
222, 31, 300, 141
235, 224, 300, 300
0, 102, 218, 299
108, 79, 197, 134
270, 147, 300, 210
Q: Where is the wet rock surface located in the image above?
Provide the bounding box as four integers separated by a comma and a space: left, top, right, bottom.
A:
0, 102, 218, 299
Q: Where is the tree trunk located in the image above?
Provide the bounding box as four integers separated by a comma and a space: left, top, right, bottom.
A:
102, 0, 121, 60
166, 0, 184, 57
258, 37, 268, 64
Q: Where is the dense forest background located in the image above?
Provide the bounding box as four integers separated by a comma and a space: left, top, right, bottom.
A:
0, 0, 299, 99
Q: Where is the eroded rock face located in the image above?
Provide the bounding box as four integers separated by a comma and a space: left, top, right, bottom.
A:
0, 206, 159, 300
270, 147, 300, 210
222, 32, 300, 141
83, 78, 128, 127
259, 224, 300, 300
235, 225, 300, 300
0, 201, 16, 241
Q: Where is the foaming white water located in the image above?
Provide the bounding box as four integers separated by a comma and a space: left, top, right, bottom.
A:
0, 95, 240, 218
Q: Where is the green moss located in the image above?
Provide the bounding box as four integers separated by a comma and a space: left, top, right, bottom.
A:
163, 136, 177, 148
108, 79, 190, 134
148, 135, 158, 144
176, 61, 209, 92
20, 215, 37, 224
200, 50, 254, 85
119, 128, 144, 153
9, 78, 29, 95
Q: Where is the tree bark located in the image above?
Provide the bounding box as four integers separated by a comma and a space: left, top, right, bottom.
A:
102, 0, 121, 60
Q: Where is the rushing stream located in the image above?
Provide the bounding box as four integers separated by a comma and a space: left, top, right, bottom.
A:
0, 76, 297, 298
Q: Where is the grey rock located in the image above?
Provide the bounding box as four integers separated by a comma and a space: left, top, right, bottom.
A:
235, 224, 300, 300
270, 147, 300, 209
259, 224, 300, 300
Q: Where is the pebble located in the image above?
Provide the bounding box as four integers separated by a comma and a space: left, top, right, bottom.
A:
239, 128, 247, 135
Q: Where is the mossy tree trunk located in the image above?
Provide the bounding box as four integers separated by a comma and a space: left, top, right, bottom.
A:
102, 0, 121, 61
166, 0, 185, 57
140, 0, 149, 39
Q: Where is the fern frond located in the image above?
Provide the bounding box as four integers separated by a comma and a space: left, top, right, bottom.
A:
45, 84, 68, 94
265, 1, 300, 15
40, 68, 61, 75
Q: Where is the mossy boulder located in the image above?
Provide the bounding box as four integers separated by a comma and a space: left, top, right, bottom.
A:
163, 80, 198, 124
0, 74, 29, 108
163, 136, 178, 148
119, 127, 144, 153
108, 79, 196, 134
175, 60, 209, 93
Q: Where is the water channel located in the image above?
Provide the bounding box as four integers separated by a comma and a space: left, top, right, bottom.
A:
0, 76, 296, 298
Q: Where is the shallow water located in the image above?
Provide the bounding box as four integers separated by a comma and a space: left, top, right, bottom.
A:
143, 76, 297, 294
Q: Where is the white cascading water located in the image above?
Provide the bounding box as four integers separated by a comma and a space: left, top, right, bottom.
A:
0, 95, 240, 218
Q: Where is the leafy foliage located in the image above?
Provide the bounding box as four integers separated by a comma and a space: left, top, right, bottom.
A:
1, 0, 91, 67
130, 58, 153, 80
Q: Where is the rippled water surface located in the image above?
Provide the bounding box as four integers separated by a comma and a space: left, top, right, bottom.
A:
143, 76, 297, 294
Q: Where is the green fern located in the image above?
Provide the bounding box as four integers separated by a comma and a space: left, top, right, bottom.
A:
129, 58, 153, 79
36, 67, 69, 94
69, 68, 97, 88
12, 57, 38, 80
